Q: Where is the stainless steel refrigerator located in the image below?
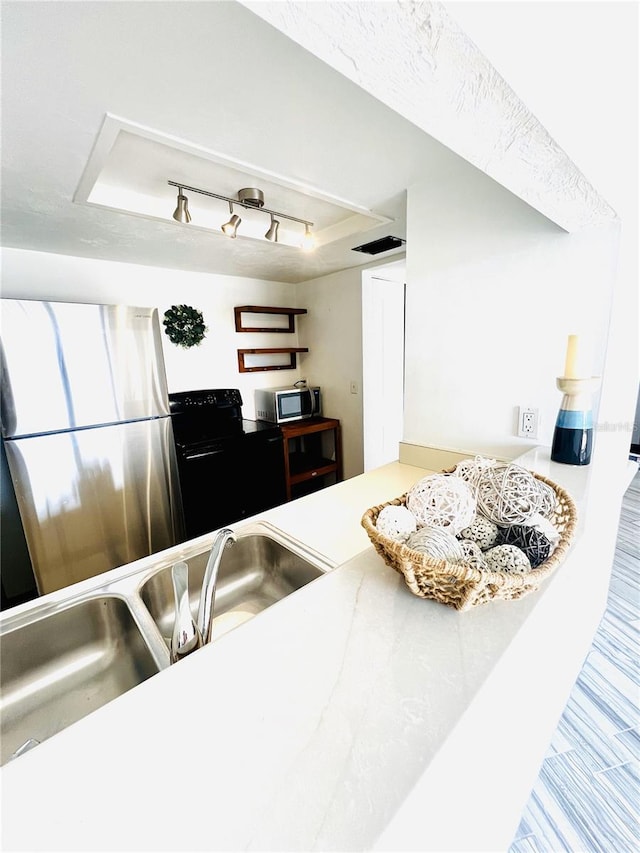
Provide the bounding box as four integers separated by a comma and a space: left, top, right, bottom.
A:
1, 299, 184, 596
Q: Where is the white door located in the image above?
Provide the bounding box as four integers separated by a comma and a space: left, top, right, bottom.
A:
362, 264, 406, 471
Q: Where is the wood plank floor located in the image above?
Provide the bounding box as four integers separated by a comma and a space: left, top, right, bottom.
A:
509, 469, 640, 853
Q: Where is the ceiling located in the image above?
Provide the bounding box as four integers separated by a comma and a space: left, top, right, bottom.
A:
1, 1, 615, 285
0, 0, 453, 283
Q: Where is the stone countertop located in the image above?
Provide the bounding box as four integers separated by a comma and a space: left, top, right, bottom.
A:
1, 449, 635, 852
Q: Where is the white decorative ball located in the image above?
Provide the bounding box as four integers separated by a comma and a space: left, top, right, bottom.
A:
458, 513, 499, 551
458, 539, 487, 570
453, 455, 498, 494
376, 504, 417, 541
405, 526, 465, 561
484, 544, 531, 573
406, 474, 476, 535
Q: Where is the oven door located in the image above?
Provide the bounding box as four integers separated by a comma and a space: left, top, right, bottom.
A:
175, 432, 286, 540
177, 439, 243, 539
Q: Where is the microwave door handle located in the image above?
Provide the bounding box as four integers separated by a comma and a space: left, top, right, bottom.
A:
308, 387, 319, 416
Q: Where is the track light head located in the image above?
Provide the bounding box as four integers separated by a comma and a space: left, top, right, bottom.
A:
172, 189, 191, 223
221, 209, 241, 238
301, 225, 316, 252
265, 216, 280, 242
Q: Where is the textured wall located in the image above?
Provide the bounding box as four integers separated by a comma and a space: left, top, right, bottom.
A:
243, 0, 617, 232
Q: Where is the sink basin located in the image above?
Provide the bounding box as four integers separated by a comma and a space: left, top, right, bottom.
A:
0, 523, 333, 764
0, 595, 159, 765
140, 532, 325, 643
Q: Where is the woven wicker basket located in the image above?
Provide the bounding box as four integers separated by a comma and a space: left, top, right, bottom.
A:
361, 471, 578, 611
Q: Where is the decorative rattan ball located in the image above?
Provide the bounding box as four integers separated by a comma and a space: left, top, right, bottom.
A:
475, 463, 543, 525
458, 513, 499, 551
457, 539, 487, 570
406, 474, 476, 535
528, 514, 561, 552
376, 505, 417, 541
536, 481, 558, 519
484, 544, 531, 573
498, 524, 552, 568
405, 525, 465, 561
453, 455, 498, 494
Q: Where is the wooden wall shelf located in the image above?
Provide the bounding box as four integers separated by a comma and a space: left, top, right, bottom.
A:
235, 305, 309, 373
234, 305, 307, 333
237, 347, 309, 373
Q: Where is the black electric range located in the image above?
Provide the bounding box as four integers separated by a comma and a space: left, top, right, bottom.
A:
169, 389, 286, 540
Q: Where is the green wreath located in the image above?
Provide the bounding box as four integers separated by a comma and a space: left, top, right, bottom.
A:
162, 305, 207, 348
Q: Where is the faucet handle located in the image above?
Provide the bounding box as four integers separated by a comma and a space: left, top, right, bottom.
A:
170, 561, 202, 663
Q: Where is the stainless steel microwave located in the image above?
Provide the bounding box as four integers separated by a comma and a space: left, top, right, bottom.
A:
254, 386, 321, 424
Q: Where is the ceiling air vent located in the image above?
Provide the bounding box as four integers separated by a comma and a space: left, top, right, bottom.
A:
351, 236, 406, 255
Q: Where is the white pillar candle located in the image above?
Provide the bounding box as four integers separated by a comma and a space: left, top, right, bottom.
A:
563, 334, 592, 378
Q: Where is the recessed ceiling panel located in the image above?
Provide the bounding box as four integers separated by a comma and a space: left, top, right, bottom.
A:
76, 116, 392, 251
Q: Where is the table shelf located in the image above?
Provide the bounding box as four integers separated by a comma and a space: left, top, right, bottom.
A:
280, 417, 342, 501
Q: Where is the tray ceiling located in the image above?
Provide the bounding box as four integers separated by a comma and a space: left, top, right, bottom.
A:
76, 116, 392, 252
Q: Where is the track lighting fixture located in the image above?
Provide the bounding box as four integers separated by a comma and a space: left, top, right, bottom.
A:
168, 181, 314, 249
172, 188, 191, 223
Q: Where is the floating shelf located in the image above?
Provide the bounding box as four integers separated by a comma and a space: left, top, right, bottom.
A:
235, 305, 308, 372
237, 347, 309, 373
234, 305, 307, 333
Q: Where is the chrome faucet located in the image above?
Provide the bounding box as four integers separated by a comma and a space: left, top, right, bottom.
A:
170, 527, 236, 663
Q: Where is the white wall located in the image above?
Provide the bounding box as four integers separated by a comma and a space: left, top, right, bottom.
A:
295, 266, 365, 480
443, 0, 639, 479
403, 168, 621, 460
0, 246, 370, 478
0, 246, 375, 593
0, 247, 303, 420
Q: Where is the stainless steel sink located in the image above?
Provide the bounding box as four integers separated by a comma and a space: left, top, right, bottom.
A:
0, 595, 160, 765
140, 530, 327, 643
0, 522, 334, 765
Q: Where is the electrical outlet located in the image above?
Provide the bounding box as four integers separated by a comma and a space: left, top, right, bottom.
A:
517, 406, 539, 439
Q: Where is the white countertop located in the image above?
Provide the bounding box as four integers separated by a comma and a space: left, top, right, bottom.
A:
1, 449, 636, 852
